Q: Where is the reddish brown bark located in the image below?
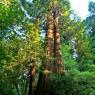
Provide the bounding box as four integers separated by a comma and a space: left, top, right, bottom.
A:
28, 61, 35, 95
53, 5, 63, 73
35, 2, 63, 95
35, 69, 50, 95
35, 12, 54, 95
45, 13, 54, 71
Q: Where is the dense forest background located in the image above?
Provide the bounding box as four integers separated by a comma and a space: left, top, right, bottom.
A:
0, 0, 95, 95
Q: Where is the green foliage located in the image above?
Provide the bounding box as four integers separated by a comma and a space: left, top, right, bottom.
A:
48, 68, 95, 95
0, 0, 95, 95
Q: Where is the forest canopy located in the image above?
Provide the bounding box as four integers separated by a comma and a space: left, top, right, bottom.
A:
0, 0, 95, 95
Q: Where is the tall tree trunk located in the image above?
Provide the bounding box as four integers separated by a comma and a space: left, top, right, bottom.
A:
35, 1, 63, 95
46, 13, 54, 71
35, 70, 49, 95
35, 11, 54, 95
28, 61, 35, 95
53, 4, 63, 73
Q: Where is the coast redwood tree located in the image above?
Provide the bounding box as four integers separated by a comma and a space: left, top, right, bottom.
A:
35, 1, 63, 95
53, 1, 63, 73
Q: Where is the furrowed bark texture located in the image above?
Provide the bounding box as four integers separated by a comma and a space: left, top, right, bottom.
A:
46, 13, 54, 71
53, 5, 63, 73
34, 1, 63, 95
35, 12, 54, 95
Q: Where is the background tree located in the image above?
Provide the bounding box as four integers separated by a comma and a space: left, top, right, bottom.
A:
0, 0, 95, 95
